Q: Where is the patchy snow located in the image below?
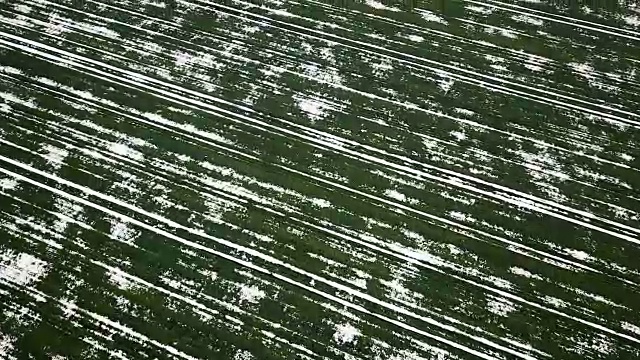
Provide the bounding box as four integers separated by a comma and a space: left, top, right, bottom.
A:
450, 130, 467, 141
365, 0, 400, 12
509, 266, 543, 280
14, 4, 31, 13
0, 252, 48, 286
333, 323, 361, 345
511, 14, 544, 26
418, 10, 447, 24
406, 34, 424, 42
437, 76, 454, 93
110, 220, 138, 247
621, 322, 640, 336
623, 15, 640, 27
309, 197, 332, 208
448, 211, 476, 223
466, 5, 493, 14
0, 178, 18, 191
564, 248, 592, 262
0, 333, 16, 360
41, 144, 68, 169
487, 296, 517, 317
109, 142, 144, 162
297, 97, 328, 121
106, 268, 136, 291
233, 350, 254, 360
454, 108, 475, 116
384, 189, 407, 202
239, 285, 266, 304
543, 295, 568, 308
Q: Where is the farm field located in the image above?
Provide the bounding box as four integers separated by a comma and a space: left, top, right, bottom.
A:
1, 1, 640, 359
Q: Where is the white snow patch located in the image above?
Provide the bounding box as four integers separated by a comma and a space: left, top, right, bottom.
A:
270, 8, 294, 17
543, 295, 568, 308
41, 144, 68, 169
450, 130, 467, 141
511, 14, 544, 26
454, 107, 475, 116
384, 189, 409, 202
300, 63, 344, 86
466, 5, 493, 14
233, 350, 254, 360
79, 24, 120, 39
381, 278, 421, 304
239, 285, 265, 303
500, 28, 518, 39
448, 211, 476, 223
333, 323, 361, 345
110, 220, 138, 246
406, 34, 424, 42
309, 197, 332, 208
0, 252, 48, 286
106, 268, 136, 290
370, 58, 394, 75
418, 10, 447, 24
365, 0, 400, 11
402, 228, 426, 242
297, 97, 328, 121
109, 142, 144, 162
509, 266, 542, 280
618, 153, 634, 162
564, 248, 592, 261
623, 15, 640, 27
621, 322, 640, 336
0, 178, 18, 191
590, 335, 614, 355
487, 296, 517, 317
14, 4, 32, 13
174, 51, 195, 68
0, 334, 16, 360
44, 14, 70, 35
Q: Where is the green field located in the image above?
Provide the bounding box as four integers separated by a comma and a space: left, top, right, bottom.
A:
1, 0, 639, 359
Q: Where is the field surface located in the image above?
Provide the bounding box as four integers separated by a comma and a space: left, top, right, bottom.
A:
1, 0, 640, 359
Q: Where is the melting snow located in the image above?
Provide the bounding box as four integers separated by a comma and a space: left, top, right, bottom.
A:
450, 130, 467, 141
543, 295, 568, 308
418, 10, 448, 24
110, 220, 138, 246
487, 296, 517, 316
511, 14, 544, 26
107, 268, 136, 290
109, 142, 144, 162
309, 197, 332, 208
0, 252, 48, 286
449, 211, 476, 223
0, 178, 18, 191
41, 144, 68, 169
333, 323, 361, 345
510, 266, 542, 280
297, 97, 328, 121
234, 350, 254, 360
239, 285, 266, 303
564, 248, 592, 261
384, 189, 407, 202
466, 5, 493, 14
0, 334, 16, 360
365, 0, 400, 12
621, 322, 640, 336
623, 15, 640, 27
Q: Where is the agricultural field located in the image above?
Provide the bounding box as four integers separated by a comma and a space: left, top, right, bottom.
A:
0, 0, 639, 359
